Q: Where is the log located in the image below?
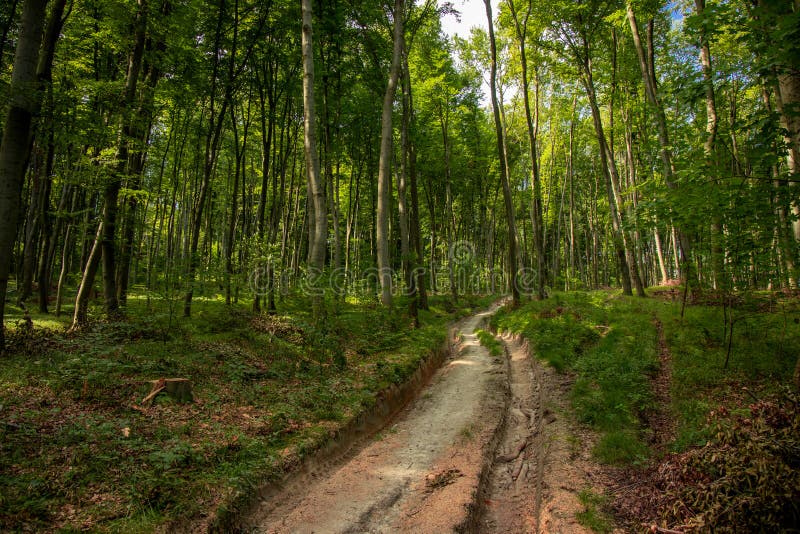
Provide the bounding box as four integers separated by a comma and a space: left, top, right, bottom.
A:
142, 378, 193, 404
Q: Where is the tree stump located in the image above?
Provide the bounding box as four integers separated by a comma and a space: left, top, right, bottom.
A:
142, 378, 193, 404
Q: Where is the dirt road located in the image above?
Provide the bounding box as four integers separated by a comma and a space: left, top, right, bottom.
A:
246, 305, 506, 533
244, 305, 599, 533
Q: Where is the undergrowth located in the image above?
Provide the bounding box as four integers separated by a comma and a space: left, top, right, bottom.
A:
475, 329, 503, 357
654, 388, 800, 532
492, 292, 657, 465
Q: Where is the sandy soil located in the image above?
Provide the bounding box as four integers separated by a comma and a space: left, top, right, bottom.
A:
246, 305, 507, 533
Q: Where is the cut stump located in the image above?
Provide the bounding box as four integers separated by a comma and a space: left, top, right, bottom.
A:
143, 378, 193, 404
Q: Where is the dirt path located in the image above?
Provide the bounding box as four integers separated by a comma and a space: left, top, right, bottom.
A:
480, 333, 600, 534
246, 305, 507, 533
243, 306, 611, 534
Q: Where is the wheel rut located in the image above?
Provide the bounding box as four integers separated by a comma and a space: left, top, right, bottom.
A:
479, 333, 600, 534
245, 306, 603, 534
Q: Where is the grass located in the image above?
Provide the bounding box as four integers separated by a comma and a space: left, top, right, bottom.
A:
658, 294, 800, 450
491, 289, 799, 465
575, 488, 613, 533
492, 292, 658, 465
0, 291, 496, 532
475, 329, 503, 357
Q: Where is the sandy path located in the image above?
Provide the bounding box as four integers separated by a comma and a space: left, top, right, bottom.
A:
248, 305, 506, 534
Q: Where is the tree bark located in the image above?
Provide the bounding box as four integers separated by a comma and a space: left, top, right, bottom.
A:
579, 50, 633, 296
626, 2, 696, 290
694, 0, 725, 290
376, 0, 404, 307
507, 0, 545, 300
301, 0, 327, 317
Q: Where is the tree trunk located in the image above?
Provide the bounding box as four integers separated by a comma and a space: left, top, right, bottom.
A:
399, 58, 411, 296
405, 59, 427, 311
580, 54, 633, 296
376, 0, 404, 307
184, 0, 240, 317
0, 0, 49, 351
626, 3, 697, 290
694, 0, 725, 290
301, 0, 327, 318
485, 0, 519, 305
507, 0, 545, 300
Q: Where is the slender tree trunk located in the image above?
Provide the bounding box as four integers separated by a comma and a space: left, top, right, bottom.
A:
117, 14, 167, 307
507, 0, 545, 299
185, 0, 243, 317
35, 130, 55, 313
485, 0, 519, 305
694, 0, 725, 290
654, 226, 668, 285
376, 0, 404, 307
301, 0, 327, 318
399, 58, 412, 296
71, 0, 146, 327
405, 61, 427, 311
580, 55, 633, 296
225, 102, 248, 305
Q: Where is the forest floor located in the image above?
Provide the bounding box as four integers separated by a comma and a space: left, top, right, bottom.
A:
2, 289, 798, 532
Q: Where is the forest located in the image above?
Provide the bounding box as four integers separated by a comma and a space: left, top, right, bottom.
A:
0, 0, 798, 531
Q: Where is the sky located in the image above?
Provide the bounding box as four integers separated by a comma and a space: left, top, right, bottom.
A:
439, 0, 501, 40
438, 0, 501, 104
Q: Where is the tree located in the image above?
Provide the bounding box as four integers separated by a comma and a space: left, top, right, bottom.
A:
301, 0, 327, 318
485, 0, 520, 305
506, 0, 546, 299
0, 0, 50, 351
376, 0, 405, 307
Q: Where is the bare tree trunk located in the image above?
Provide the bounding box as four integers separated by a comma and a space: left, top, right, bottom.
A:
626, 2, 697, 291
405, 60, 427, 311
301, 0, 327, 318
507, 0, 545, 299
225, 101, 249, 305
399, 58, 411, 295
376, 0, 404, 307
580, 57, 633, 296
694, 0, 725, 290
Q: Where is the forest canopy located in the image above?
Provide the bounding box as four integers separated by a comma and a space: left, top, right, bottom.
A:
0, 0, 799, 347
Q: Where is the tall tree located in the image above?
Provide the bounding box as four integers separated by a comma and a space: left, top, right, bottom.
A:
301, 0, 327, 317
0, 0, 50, 351
506, 0, 546, 299
71, 0, 149, 329
375, 0, 405, 307
485, 0, 520, 305
626, 1, 696, 290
